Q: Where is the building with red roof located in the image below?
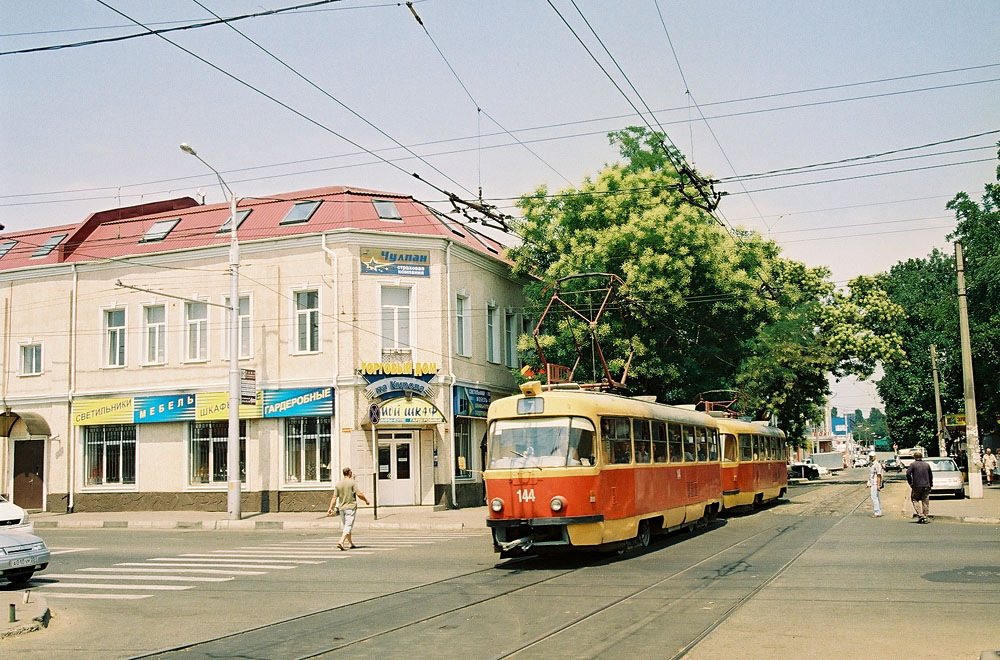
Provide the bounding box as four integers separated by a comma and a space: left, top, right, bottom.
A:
0, 187, 526, 512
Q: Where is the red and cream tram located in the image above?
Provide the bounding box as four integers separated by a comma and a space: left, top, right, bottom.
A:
716, 416, 787, 510
484, 381, 725, 555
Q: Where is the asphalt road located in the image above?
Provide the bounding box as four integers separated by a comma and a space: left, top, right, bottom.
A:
4, 477, 998, 659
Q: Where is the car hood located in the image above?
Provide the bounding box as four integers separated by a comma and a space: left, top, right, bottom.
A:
0, 530, 44, 546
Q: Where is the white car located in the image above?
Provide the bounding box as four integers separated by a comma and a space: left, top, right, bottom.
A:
0, 531, 50, 586
0, 494, 34, 533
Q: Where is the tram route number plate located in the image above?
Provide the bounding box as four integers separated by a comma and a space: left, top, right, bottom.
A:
516, 488, 536, 503
9, 557, 37, 567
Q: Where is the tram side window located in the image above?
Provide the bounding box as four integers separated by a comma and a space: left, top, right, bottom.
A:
722, 434, 738, 462
696, 427, 709, 461
652, 422, 668, 463
633, 419, 652, 463
568, 418, 596, 466
768, 437, 776, 460
709, 429, 720, 461
752, 435, 762, 461
668, 423, 683, 463
739, 434, 752, 461
683, 425, 697, 462
601, 417, 632, 464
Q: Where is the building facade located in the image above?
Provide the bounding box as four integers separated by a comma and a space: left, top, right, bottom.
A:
0, 186, 526, 512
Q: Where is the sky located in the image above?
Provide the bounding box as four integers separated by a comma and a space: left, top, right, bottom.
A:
2, 0, 998, 414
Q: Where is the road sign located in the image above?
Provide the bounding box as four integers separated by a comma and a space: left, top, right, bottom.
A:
368, 403, 381, 425
240, 369, 256, 405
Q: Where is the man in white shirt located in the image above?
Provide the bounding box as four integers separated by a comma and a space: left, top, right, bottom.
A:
868, 451, 884, 517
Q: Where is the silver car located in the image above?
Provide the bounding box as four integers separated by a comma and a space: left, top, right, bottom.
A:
0, 531, 50, 586
925, 457, 965, 499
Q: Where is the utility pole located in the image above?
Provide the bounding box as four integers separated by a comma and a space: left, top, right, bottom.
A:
930, 344, 945, 457
955, 242, 982, 499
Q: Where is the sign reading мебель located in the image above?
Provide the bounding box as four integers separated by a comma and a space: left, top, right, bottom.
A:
360, 247, 430, 277
72, 387, 333, 425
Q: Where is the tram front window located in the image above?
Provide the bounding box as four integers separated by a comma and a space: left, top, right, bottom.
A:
488, 417, 595, 468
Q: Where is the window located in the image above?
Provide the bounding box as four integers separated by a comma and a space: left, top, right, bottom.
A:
32, 233, 67, 257
140, 218, 180, 243
20, 343, 42, 375
380, 286, 411, 351
504, 310, 519, 368
633, 419, 652, 463
217, 209, 252, 233
487, 417, 594, 468
739, 433, 752, 461
373, 199, 403, 221
652, 421, 668, 463
709, 429, 720, 461
186, 301, 208, 361
84, 424, 136, 486
144, 305, 166, 365
105, 308, 126, 367
683, 425, 697, 462
284, 417, 331, 483
280, 200, 321, 225
486, 304, 500, 363
696, 426, 709, 461
224, 295, 252, 359
189, 420, 246, 484
753, 435, 763, 461
722, 433, 738, 462
456, 295, 470, 357
455, 417, 473, 479
600, 417, 632, 464
295, 290, 319, 353
0, 240, 16, 259
668, 423, 682, 462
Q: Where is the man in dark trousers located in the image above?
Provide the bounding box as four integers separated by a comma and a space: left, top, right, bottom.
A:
906, 450, 934, 523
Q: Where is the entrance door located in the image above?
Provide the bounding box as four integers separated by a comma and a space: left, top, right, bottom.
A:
13, 439, 44, 510
377, 431, 415, 505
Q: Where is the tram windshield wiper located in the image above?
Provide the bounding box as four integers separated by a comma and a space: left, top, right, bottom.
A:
511, 449, 542, 470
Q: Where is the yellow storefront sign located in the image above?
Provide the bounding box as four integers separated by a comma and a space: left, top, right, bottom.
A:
378, 398, 445, 424
72, 398, 134, 426
195, 391, 263, 421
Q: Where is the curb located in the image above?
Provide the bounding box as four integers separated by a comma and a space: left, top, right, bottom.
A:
0, 594, 50, 640
33, 519, 481, 531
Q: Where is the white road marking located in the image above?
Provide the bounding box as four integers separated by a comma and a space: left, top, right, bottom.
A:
177, 554, 323, 563
44, 593, 152, 600
103, 567, 266, 575
36, 582, 192, 590
46, 547, 95, 555
141, 560, 298, 569
43, 573, 233, 582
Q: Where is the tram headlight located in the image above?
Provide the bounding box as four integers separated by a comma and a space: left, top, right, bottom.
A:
550, 496, 566, 513
490, 498, 504, 513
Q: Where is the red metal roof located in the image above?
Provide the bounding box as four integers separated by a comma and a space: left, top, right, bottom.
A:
0, 186, 509, 272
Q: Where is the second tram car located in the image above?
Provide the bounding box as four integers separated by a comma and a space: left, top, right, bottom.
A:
716, 416, 787, 510
485, 381, 725, 555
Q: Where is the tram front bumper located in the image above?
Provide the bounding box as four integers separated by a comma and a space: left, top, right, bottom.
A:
487, 515, 604, 553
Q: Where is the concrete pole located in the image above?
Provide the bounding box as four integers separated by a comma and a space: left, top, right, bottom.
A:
930, 344, 945, 457
955, 242, 982, 499
227, 191, 241, 520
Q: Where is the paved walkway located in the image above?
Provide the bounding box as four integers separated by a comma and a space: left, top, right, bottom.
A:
876, 476, 1000, 524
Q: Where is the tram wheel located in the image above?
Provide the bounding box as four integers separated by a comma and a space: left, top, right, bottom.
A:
637, 520, 651, 548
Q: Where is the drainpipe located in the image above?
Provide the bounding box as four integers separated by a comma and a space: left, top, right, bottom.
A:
67, 265, 78, 512
1, 293, 9, 498
445, 241, 456, 508
321, 233, 340, 480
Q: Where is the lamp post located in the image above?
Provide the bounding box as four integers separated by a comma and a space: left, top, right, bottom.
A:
180, 142, 242, 520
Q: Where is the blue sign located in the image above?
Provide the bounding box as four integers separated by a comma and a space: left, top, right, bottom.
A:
832, 416, 848, 435
454, 386, 491, 418
134, 394, 195, 423
262, 388, 334, 418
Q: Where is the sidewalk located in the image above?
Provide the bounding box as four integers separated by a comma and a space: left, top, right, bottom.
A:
882, 477, 1000, 524
29, 505, 490, 532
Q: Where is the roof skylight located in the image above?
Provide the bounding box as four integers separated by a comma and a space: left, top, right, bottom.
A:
280, 200, 321, 225
0, 240, 16, 259
218, 209, 252, 233
32, 233, 68, 258
140, 218, 180, 243
373, 199, 403, 222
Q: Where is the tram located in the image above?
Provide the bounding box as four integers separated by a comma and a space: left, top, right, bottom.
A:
484, 381, 724, 556
716, 416, 787, 510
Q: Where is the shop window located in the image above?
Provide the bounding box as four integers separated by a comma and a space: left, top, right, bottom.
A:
455, 417, 473, 479
284, 417, 332, 483
189, 420, 246, 484
84, 424, 136, 486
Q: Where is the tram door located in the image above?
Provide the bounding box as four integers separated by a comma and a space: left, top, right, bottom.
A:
13, 439, 44, 510
377, 431, 414, 505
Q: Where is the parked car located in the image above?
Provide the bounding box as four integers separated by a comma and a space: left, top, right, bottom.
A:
788, 462, 820, 479
0, 494, 34, 533
925, 457, 965, 499
852, 456, 869, 468
883, 457, 902, 473
804, 458, 829, 476
0, 530, 50, 586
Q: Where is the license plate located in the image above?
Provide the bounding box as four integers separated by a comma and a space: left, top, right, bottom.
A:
9, 557, 36, 567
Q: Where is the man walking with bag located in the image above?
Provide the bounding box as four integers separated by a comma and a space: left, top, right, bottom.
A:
906, 450, 933, 523
868, 450, 884, 517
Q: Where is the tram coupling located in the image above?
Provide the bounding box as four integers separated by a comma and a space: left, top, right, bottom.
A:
499, 535, 534, 555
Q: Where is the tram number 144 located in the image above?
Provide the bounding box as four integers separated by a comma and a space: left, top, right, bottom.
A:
516, 488, 536, 503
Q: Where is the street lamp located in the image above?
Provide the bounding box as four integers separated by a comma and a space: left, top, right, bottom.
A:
180, 142, 242, 520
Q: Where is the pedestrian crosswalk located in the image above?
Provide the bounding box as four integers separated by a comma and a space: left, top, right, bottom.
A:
34, 531, 486, 601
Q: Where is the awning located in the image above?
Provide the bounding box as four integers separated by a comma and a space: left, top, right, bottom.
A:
0, 411, 52, 437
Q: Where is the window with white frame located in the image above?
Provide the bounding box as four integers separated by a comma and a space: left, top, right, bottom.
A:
105, 308, 126, 367
186, 301, 208, 361
505, 310, 519, 368
189, 420, 246, 484
84, 424, 136, 486
455, 417, 473, 479
144, 304, 166, 365
456, 294, 470, 357
20, 343, 42, 375
294, 290, 319, 353
380, 286, 411, 352
284, 417, 332, 483
224, 295, 252, 359
486, 304, 500, 363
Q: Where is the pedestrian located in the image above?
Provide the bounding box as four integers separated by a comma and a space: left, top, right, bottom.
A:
984, 448, 997, 486
905, 450, 933, 523
327, 467, 370, 550
868, 450, 884, 517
